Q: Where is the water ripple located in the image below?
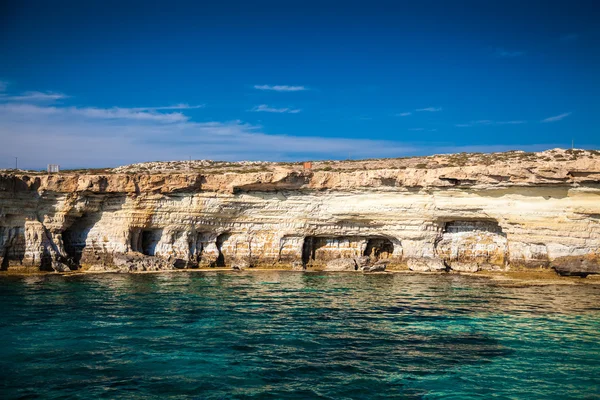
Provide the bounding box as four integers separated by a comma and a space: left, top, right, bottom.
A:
1, 272, 599, 399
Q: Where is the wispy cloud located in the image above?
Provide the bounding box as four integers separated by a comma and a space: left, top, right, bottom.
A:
396, 112, 412, 117
1, 91, 69, 102
0, 101, 425, 169
560, 33, 579, 43
541, 112, 572, 123
253, 85, 307, 92
250, 104, 301, 113
415, 107, 442, 112
0, 83, 572, 170
131, 103, 204, 111
496, 120, 527, 125
1, 103, 189, 123
408, 128, 438, 132
494, 48, 525, 58
455, 119, 527, 128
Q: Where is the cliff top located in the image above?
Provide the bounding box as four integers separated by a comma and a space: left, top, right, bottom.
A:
110, 148, 600, 174
4, 148, 600, 175
2, 148, 600, 194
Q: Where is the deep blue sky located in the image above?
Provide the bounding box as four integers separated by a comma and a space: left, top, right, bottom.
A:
0, 0, 598, 168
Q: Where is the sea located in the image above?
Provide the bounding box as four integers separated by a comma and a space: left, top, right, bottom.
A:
1, 271, 599, 399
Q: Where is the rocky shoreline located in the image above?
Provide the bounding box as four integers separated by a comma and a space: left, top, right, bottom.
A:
2, 266, 599, 288
1, 148, 599, 278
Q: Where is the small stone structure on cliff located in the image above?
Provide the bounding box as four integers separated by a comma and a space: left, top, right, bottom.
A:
0, 148, 599, 276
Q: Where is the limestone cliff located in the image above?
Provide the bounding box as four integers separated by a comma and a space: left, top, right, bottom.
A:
1, 148, 599, 275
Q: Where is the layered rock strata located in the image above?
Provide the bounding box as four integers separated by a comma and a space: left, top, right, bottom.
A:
1, 149, 599, 276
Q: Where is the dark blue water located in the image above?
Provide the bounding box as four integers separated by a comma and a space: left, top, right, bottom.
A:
1, 272, 599, 399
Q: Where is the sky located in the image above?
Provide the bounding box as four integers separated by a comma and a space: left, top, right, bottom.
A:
0, 0, 599, 169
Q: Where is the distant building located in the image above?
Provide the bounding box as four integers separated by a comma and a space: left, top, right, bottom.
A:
303, 161, 312, 170
47, 164, 60, 173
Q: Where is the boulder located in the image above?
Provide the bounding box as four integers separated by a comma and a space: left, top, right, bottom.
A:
407, 258, 446, 272
354, 256, 371, 268
232, 260, 251, 270
448, 262, 479, 273
51, 261, 71, 272
91, 252, 176, 273
291, 261, 305, 271
362, 264, 386, 272
552, 256, 600, 277
324, 258, 357, 271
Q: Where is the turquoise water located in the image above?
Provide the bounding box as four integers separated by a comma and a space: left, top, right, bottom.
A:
1, 272, 599, 399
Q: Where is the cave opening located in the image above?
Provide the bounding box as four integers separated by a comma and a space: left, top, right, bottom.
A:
141, 229, 162, 256
301, 236, 396, 266
1, 227, 26, 270
62, 215, 101, 266
363, 238, 394, 260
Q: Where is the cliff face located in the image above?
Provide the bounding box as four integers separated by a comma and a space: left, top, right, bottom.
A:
1, 149, 599, 274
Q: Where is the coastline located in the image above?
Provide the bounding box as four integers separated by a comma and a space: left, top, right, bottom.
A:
2, 266, 599, 286
2, 149, 599, 279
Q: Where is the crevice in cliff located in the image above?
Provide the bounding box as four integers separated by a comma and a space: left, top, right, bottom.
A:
301, 236, 315, 266
215, 233, 230, 267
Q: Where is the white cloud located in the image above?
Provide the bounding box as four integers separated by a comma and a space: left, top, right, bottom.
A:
415, 107, 442, 112
250, 104, 301, 113
1, 91, 69, 102
0, 103, 189, 123
396, 112, 412, 117
494, 48, 525, 58
541, 112, 572, 123
74, 106, 188, 122
455, 119, 527, 127
253, 85, 307, 92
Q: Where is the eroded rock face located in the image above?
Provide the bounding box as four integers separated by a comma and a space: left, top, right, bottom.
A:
1, 149, 599, 273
